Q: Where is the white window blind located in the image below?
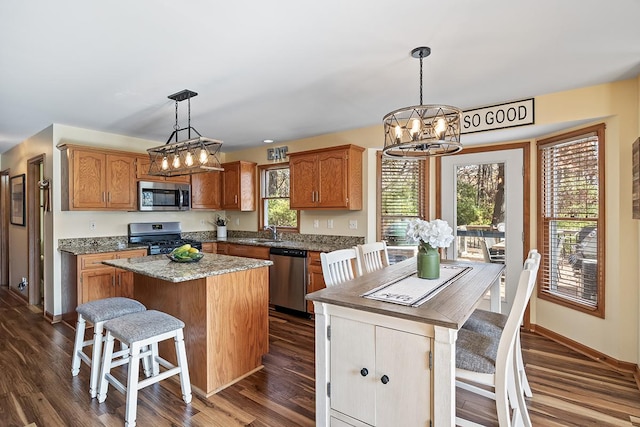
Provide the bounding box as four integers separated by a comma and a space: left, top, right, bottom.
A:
538, 125, 604, 317
378, 157, 427, 245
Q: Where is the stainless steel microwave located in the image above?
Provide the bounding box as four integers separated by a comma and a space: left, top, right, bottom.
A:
138, 181, 190, 211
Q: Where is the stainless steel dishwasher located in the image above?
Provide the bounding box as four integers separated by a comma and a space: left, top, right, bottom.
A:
269, 247, 308, 312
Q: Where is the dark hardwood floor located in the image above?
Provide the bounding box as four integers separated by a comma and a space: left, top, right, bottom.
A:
1, 286, 639, 426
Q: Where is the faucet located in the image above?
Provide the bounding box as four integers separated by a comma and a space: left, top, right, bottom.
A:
264, 225, 277, 240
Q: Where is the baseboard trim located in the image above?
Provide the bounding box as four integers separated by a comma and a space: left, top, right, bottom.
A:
531, 324, 636, 373
45, 311, 62, 324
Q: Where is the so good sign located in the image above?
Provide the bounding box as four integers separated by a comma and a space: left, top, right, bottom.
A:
461, 98, 534, 134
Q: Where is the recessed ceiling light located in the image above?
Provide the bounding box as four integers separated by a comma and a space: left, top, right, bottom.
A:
263, 139, 274, 144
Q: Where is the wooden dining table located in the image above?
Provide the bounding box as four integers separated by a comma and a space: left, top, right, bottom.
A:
307, 257, 504, 426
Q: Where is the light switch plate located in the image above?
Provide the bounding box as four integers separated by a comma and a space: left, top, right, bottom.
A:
327, 219, 334, 229
313, 219, 319, 228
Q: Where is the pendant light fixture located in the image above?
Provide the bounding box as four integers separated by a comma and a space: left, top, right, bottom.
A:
382, 47, 462, 159
147, 89, 223, 176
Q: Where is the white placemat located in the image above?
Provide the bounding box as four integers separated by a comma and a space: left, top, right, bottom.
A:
361, 265, 471, 307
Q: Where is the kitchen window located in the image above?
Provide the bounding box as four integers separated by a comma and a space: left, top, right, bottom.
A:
537, 124, 605, 317
260, 164, 298, 231
377, 152, 428, 248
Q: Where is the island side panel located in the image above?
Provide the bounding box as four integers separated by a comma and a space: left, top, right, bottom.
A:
133, 273, 209, 393
206, 266, 269, 392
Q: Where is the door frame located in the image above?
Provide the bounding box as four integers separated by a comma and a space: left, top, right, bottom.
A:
0, 169, 9, 287
436, 142, 532, 327
27, 154, 45, 307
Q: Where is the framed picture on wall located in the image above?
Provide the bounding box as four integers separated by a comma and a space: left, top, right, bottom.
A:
10, 174, 25, 226
633, 138, 640, 219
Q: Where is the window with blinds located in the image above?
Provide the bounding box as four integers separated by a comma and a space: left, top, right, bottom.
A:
537, 124, 605, 317
377, 153, 428, 246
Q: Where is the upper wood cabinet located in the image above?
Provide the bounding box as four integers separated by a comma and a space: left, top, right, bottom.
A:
289, 144, 364, 210
135, 155, 190, 183
221, 161, 256, 211
59, 145, 137, 211
191, 171, 222, 210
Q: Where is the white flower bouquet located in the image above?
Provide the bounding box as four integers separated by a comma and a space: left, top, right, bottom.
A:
406, 218, 454, 249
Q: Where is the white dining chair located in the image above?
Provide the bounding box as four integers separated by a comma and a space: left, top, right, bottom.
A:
481, 238, 505, 264
463, 250, 540, 399
355, 241, 390, 275
320, 248, 362, 287
455, 256, 540, 427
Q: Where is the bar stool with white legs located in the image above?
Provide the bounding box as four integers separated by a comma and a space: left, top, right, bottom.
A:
97, 309, 192, 427
71, 297, 147, 398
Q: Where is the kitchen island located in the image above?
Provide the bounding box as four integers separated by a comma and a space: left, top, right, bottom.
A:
306, 257, 504, 426
103, 253, 272, 397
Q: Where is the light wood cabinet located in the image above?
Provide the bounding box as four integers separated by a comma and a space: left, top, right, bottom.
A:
201, 242, 217, 253
59, 145, 137, 211
61, 248, 147, 324
307, 251, 326, 313
226, 244, 270, 260
221, 161, 256, 211
135, 155, 190, 183
289, 145, 364, 210
190, 171, 222, 210
320, 309, 432, 426
77, 249, 147, 304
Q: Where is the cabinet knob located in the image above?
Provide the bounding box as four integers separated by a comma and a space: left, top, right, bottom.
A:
380, 375, 389, 384
360, 368, 368, 377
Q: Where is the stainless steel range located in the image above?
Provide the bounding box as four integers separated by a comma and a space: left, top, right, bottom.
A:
128, 221, 202, 255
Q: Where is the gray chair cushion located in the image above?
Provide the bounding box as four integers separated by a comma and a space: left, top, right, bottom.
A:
456, 328, 499, 374
462, 309, 507, 338
104, 310, 185, 345
76, 297, 146, 323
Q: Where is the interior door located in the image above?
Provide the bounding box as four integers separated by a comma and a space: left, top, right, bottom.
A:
440, 149, 524, 314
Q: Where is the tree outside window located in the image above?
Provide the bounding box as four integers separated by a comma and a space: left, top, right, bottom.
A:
261, 165, 298, 229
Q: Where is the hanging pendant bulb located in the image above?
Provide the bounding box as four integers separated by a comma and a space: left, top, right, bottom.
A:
161, 156, 169, 170
409, 118, 422, 141
172, 153, 180, 169
185, 151, 194, 167
433, 117, 447, 140
199, 148, 208, 164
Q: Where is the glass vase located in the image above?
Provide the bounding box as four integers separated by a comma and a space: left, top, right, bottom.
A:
417, 244, 440, 279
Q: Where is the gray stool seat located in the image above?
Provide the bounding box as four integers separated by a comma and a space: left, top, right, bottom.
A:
462, 308, 506, 338
76, 297, 146, 324
98, 309, 192, 427
104, 310, 185, 344
456, 327, 498, 375
71, 297, 147, 399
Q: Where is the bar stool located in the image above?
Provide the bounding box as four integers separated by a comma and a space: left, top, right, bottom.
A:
71, 297, 147, 398
97, 309, 192, 427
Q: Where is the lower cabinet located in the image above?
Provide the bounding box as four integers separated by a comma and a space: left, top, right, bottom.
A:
318, 308, 432, 426
61, 249, 147, 324
201, 242, 217, 253
307, 251, 326, 313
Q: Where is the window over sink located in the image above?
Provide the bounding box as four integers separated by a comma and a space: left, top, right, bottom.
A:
259, 164, 299, 231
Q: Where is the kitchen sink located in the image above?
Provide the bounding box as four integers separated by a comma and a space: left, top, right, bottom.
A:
234, 238, 279, 244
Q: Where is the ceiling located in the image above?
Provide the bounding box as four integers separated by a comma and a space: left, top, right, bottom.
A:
1, 0, 640, 155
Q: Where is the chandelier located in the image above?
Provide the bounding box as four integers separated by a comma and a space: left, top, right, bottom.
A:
147, 89, 223, 177
382, 47, 462, 159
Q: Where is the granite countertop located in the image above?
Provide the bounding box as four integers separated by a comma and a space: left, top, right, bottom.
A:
58, 243, 148, 255
208, 237, 349, 253
103, 253, 273, 283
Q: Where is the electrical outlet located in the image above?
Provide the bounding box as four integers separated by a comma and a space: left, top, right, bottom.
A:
235, 218, 240, 226
200, 219, 206, 225
349, 220, 358, 230
89, 221, 96, 230
313, 219, 319, 229
327, 219, 334, 229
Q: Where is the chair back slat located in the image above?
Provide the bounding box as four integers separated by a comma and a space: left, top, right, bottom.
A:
321, 248, 361, 287
356, 242, 390, 275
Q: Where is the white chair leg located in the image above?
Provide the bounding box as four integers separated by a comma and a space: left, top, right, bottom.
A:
516, 332, 533, 397
150, 341, 160, 376
97, 331, 115, 403
512, 348, 532, 427
174, 329, 192, 404
71, 315, 86, 376
124, 343, 142, 427
89, 321, 104, 398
